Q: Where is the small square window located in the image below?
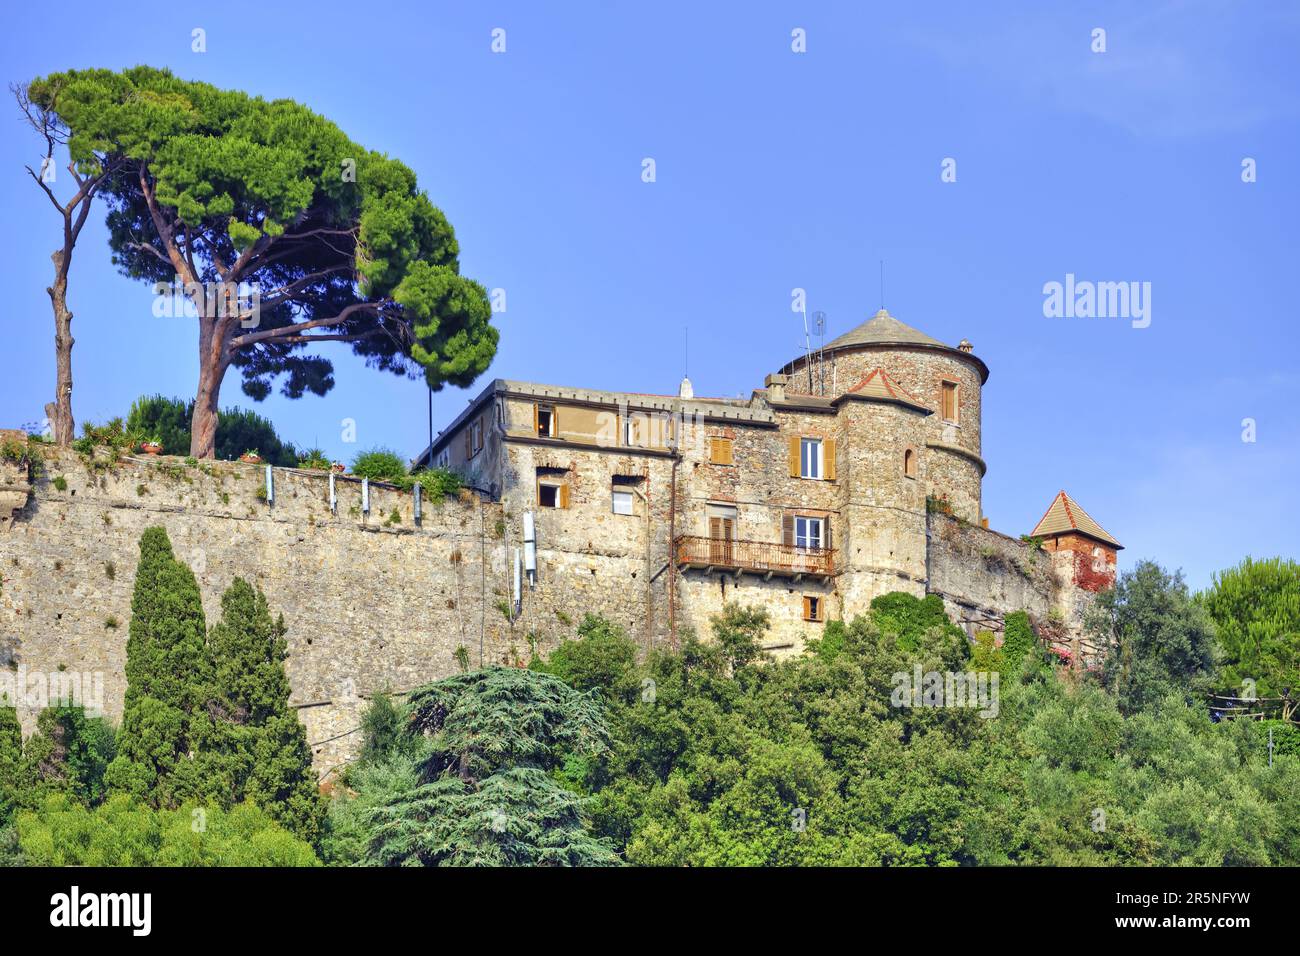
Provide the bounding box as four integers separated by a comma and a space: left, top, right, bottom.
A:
612, 489, 634, 515
538, 484, 560, 508
803, 595, 823, 622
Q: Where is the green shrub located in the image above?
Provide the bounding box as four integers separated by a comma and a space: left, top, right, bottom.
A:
399, 468, 462, 504
16, 794, 319, 866
127, 395, 299, 464
350, 448, 407, 482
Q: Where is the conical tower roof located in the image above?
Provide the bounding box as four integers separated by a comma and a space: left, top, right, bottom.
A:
1028, 490, 1122, 549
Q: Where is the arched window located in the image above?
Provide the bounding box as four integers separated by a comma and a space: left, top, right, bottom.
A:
904, 447, 917, 478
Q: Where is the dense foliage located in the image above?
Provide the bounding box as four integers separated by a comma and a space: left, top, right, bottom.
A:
4, 526, 324, 865
127, 394, 301, 464
327, 668, 619, 866
16, 795, 318, 866
1202, 557, 1300, 707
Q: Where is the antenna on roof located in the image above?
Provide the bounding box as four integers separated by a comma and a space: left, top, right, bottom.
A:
800, 303, 814, 393
684, 326, 688, 378
813, 311, 827, 395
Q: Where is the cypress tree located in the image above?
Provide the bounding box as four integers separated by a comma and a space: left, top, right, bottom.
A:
207, 578, 324, 844
104, 526, 216, 806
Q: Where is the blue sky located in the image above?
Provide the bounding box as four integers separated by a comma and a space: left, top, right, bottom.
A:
2, 0, 1297, 589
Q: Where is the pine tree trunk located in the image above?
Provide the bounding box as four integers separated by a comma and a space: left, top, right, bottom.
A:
190, 314, 227, 459
45, 249, 75, 446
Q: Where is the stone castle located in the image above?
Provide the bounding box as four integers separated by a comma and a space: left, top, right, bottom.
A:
415, 307, 1121, 658
0, 309, 1121, 773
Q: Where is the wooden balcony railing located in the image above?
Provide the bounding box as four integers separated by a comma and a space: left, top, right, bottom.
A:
673, 535, 836, 578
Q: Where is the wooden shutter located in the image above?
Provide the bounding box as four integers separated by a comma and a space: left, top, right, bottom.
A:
823, 439, 836, 481
782, 514, 795, 547
533, 403, 539, 434
788, 436, 801, 477
709, 516, 722, 539
559, 483, 570, 509
823, 519, 832, 550
464, 429, 472, 458
551, 406, 559, 437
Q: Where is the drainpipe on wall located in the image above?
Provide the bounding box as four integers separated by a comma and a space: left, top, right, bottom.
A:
667, 441, 681, 649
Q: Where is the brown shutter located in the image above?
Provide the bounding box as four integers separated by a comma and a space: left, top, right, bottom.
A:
782, 514, 795, 547
559, 483, 570, 509
551, 406, 559, 437
788, 435, 801, 477
464, 429, 472, 458
721, 439, 733, 465
823, 439, 836, 481
533, 403, 539, 435
802, 596, 811, 620
709, 516, 721, 539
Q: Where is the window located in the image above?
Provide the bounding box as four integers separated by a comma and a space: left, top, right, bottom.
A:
1091, 546, 1105, 573
535, 403, 555, 437
706, 503, 737, 563
802, 595, 824, 622
794, 516, 823, 551
465, 418, 484, 458
612, 489, 634, 516
904, 448, 917, 478
941, 381, 959, 423
537, 469, 568, 508
789, 435, 835, 480
435, 449, 450, 470
801, 438, 822, 479
708, 437, 734, 465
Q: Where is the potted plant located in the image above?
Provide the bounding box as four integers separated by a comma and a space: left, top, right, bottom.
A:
239, 449, 263, 464
140, 436, 163, 456
331, 461, 346, 473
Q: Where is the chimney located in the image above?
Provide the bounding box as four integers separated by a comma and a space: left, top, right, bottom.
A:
764, 373, 787, 403
957, 339, 974, 353
678, 377, 694, 399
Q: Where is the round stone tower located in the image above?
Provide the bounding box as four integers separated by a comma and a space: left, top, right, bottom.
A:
782, 308, 988, 523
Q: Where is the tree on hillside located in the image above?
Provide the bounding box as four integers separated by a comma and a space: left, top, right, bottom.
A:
1089, 561, 1219, 715
12, 81, 120, 446
1202, 557, 1300, 713
18, 706, 116, 808
31, 66, 497, 457
364, 668, 619, 866
206, 578, 324, 844
105, 526, 217, 805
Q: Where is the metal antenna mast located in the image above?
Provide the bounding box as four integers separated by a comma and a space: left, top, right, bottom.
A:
800, 304, 814, 393
812, 310, 827, 395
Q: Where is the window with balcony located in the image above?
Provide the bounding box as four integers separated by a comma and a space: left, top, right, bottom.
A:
794, 516, 823, 551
